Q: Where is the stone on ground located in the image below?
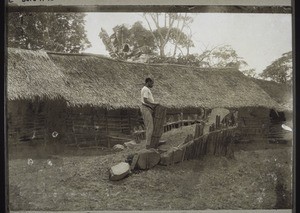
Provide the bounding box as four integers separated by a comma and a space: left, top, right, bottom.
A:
136, 148, 161, 170
124, 140, 137, 149
159, 147, 184, 166
109, 162, 130, 181
130, 154, 139, 170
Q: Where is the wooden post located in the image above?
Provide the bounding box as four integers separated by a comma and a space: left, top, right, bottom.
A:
105, 110, 110, 148
127, 109, 132, 135
194, 124, 199, 139
150, 105, 167, 148
195, 138, 201, 158
209, 124, 215, 132
72, 120, 78, 147
164, 113, 167, 126
216, 115, 220, 130
199, 123, 204, 136
180, 112, 183, 129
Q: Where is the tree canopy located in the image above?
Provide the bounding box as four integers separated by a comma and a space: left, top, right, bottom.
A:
99, 13, 271, 79
143, 13, 194, 57
196, 45, 248, 69
259, 51, 292, 84
99, 22, 156, 60
99, 13, 195, 60
8, 12, 91, 53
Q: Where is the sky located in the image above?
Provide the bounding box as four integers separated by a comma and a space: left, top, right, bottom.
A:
83, 12, 292, 74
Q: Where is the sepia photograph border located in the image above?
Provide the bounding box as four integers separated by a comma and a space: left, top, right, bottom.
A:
3, 0, 296, 213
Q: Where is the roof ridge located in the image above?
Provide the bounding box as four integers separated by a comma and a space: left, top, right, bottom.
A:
47, 50, 239, 71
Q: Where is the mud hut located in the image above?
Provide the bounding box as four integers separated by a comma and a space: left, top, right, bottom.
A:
7, 48, 281, 150
48, 50, 282, 144
7, 48, 70, 147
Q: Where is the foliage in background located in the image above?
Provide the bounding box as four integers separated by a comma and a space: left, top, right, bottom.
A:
99, 13, 259, 73
146, 54, 203, 67
259, 51, 292, 84
142, 13, 194, 57
99, 13, 194, 60
146, 45, 253, 71
99, 22, 156, 60
8, 12, 91, 53
199, 45, 248, 69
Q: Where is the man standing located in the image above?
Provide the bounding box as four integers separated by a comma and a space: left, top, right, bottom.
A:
140, 78, 159, 149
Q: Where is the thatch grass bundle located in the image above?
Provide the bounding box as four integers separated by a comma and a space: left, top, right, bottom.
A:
7, 48, 68, 101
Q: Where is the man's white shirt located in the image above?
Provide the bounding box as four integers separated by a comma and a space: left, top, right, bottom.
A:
141, 86, 154, 104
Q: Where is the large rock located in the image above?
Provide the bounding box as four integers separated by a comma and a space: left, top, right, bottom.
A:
109, 162, 130, 181
136, 148, 161, 170
124, 140, 137, 149
130, 154, 139, 170
159, 147, 184, 166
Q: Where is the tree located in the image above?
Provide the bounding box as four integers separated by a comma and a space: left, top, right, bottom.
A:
259, 51, 292, 84
130, 21, 157, 55
99, 13, 194, 60
8, 12, 91, 53
145, 45, 251, 70
99, 28, 118, 58
99, 22, 156, 60
197, 45, 248, 69
143, 13, 194, 57
168, 27, 194, 56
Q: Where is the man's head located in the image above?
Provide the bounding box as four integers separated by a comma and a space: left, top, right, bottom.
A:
145, 78, 154, 88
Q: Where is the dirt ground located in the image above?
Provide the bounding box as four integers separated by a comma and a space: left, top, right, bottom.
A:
8, 125, 293, 211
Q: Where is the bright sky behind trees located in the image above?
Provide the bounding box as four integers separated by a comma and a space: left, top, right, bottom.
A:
84, 12, 292, 74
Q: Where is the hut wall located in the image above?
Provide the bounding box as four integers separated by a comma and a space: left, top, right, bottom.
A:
106, 109, 133, 147
64, 106, 107, 147
127, 109, 143, 131
7, 98, 68, 146
64, 107, 138, 148
7, 100, 28, 144
7, 100, 138, 149
8, 99, 210, 150
237, 107, 270, 142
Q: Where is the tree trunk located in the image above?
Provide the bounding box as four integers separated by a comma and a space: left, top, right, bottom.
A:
186, 46, 190, 56
159, 46, 165, 57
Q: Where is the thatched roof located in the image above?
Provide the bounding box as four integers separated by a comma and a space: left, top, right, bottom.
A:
251, 78, 293, 111
7, 48, 68, 100
7, 48, 281, 110
48, 52, 281, 109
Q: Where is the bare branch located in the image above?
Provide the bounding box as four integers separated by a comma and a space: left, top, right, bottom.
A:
173, 13, 188, 56
197, 45, 221, 63
149, 13, 164, 42
177, 46, 184, 55
163, 14, 175, 45
143, 14, 160, 46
